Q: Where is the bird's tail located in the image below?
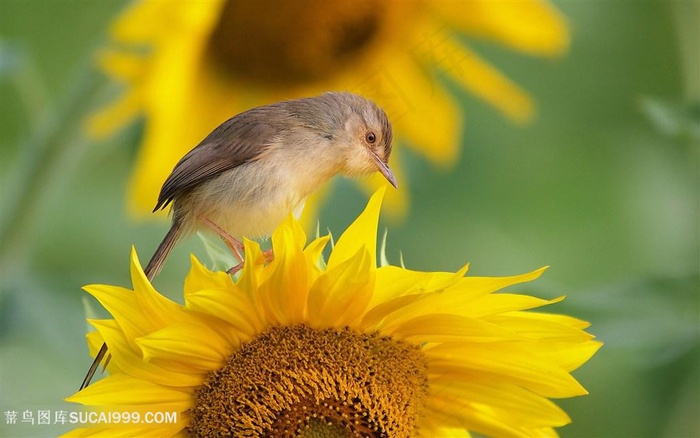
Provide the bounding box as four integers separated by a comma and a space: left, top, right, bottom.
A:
144, 220, 184, 281
79, 343, 108, 390
79, 221, 183, 390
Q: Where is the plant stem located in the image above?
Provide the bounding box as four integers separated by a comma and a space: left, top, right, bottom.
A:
0, 63, 107, 273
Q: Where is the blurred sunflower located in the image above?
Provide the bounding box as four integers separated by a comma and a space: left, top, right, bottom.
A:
66, 189, 600, 437
89, 0, 568, 219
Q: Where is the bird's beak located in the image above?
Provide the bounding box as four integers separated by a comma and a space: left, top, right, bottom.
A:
370, 151, 398, 189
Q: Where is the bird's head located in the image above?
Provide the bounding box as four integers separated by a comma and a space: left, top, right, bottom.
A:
320, 92, 397, 188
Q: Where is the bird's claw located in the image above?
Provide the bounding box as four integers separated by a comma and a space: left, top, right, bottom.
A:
226, 249, 274, 275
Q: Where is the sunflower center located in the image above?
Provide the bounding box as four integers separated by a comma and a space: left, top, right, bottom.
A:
188, 324, 428, 437
207, 0, 386, 86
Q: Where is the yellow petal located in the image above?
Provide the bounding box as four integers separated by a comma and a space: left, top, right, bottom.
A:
183, 255, 233, 298
430, 380, 571, 428
86, 87, 142, 139
125, 40, 209, 216
387, 313, 524, 343
85, 320, 122, 376
430, 428, 471, 438
483, 312, 596, 342
361, 292, 430, 332
66, 375, 192, 406
83, 284, 154, 342
256, 216, 309, 325
433, 0, 570, 56
308, 247, 374, 328
427, 343, 588, 398
430, 38, 534, 122
327, 187, 383, 270
62, 422, 184, 438
136, 322, 230, 370
360, 265, 469, 331
426, 390, 564, 438
89, 319, 203, 387
184, 288, 258, 340
425, 393, 525, 437
185, 238, 269, 336
276, 209, 308, 250
238, 238, 263, 295
457, 294, 565, 318
534, 340, 603, 372
511, 310, 593, 329
298, 184, 331, 234
356, 156, 408, 219
108, 1, 170, 44
129, 247, 193, 327
95, 50, 145, 83
380, 52, 462, 167
303, 234, 330, 276
86, 330, 104, 358
110, 1, 221, 45
447, 266, 548, 301
372, 264, 468, 304
367, 274, 556, 331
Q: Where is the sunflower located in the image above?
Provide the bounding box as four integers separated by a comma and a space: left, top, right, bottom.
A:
89, 0, 568, 219
66, 188, 600, 437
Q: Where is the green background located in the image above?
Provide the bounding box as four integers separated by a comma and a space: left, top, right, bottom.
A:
1, 1, 698, 437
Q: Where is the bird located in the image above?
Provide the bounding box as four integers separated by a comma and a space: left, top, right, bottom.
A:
79, 91, 397, 389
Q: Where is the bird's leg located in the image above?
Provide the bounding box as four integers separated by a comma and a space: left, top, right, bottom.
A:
199, 218, 275, 274
226, 249, 274, 274
226, 263, 244, 275
200, 217, 244, 263
263, 249, 275, 264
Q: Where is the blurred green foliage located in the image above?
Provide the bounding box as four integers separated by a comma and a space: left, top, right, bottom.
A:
1, 1, 698, 437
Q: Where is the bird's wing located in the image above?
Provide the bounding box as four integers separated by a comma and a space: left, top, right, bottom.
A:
153, 112, 279, 212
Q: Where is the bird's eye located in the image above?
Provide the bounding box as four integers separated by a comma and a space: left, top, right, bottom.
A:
366, 132, 376, 144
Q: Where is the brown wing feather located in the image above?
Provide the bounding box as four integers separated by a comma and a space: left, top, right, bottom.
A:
153, 108, 283, 212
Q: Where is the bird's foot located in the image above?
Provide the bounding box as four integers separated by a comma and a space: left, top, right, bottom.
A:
201, 217, 244, 262
226, 249, 274, 275
199, 217, 275, 274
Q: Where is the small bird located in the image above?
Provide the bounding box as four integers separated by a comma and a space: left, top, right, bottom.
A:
79, 92, 397, 389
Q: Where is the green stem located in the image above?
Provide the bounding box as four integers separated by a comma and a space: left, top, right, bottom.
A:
6, 41, 53, 126
0, 61, 107, 273
671, 1, 700, 100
